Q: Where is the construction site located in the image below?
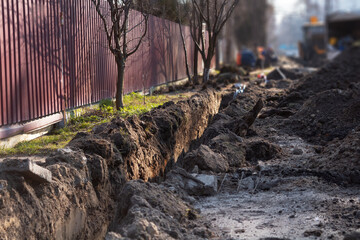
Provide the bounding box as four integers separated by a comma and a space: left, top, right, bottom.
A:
0, 0, 360, 239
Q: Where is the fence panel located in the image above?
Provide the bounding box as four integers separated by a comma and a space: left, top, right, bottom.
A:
0, 1, 209, 129
0, 0, 63, 127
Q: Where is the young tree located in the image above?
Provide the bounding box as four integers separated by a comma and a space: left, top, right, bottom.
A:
176, 2, 192, 83
190, 0, 239, 82
90, 0, 149, 109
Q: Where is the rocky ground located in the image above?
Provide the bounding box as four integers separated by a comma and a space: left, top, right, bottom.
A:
1, 47, 360, 240
191, 47, 360, 240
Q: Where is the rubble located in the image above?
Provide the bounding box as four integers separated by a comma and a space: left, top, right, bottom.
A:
0, 159, 52, 183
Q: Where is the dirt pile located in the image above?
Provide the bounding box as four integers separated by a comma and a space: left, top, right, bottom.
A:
283, 47, 360, 144
287, 86, 360, 144
108, 180, 215, 240
0, 149, 115, 239
177, 98, 265, 172
294, 47, 360, 97
177, 82, 285, 173
307, 127, 360, 184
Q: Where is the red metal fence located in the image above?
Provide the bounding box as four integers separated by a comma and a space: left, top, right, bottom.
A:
0, 0, 203, 128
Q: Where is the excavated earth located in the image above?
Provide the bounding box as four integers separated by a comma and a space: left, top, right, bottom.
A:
1, 47, 360, 240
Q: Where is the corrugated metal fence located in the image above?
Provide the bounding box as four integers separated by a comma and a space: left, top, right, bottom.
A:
0, 0, 202, 128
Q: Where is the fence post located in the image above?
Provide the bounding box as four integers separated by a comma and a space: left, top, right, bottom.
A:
60, 9, 66, 125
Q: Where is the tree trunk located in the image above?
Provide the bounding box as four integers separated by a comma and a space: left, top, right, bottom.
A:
193, 23, 202, 84
203, 53, 213, 82
193, 43, 199, 84
115, 56, 125, 110
203, 67, 210, 82
178, 22, 191, 83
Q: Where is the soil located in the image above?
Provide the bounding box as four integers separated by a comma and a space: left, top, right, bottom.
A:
1, 47, 360, 240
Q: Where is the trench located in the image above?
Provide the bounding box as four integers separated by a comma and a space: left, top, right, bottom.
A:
0, 89, 226, 240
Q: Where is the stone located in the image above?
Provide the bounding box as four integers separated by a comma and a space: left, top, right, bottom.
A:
105, 232, 124, 240
86, 155, 109, 187
0, 159, 52, 183
180, 145, 229, 173
241, 177, 255, 190
191, 165, 199, 174
46, 148, 87, 169
292, 148, 303, 155
193, 227, 213, 238
246, 140, 282, 163
0, 180, 7, 191
191, 174, 218, 195
146, 222, 159, 236
166, 168, 218, 196
126, 219, 149, 238
303, 229, 322, 237
344, 231, 360, 240
208, 133, 246, 167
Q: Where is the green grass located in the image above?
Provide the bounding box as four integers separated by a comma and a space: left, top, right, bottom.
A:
0, 92, 186, 157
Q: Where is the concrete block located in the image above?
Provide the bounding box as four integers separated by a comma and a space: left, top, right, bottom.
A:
191, 174, 218, 195
0, 159, 52, 183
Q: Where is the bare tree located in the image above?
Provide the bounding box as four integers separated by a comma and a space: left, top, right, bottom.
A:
176, 2, 192, 83
190, 0, 239, 82
90, 0, 149, 109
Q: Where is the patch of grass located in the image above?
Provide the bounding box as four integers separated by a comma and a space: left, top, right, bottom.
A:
0, 92, 187, 157
0, 130, 75, 156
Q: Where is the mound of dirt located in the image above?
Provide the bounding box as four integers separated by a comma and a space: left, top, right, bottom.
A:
0, 149, 116, 240
280, 47, 360, 144
287, 86, 360, 144
294, 47, 360, 98
176, 84, 274, 172
245, 139, 282, 163
110, 180, 215, 239
207, 133, 246, 168
308, 128, 360, 183
180, 144, 229, 173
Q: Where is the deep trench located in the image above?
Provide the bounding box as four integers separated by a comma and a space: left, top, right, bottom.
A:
0, 89, 228, 239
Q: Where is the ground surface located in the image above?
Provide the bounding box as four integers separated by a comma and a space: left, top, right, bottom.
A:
192, 49, 360, 239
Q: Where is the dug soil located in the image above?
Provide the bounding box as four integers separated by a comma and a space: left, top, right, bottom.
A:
1, 47, 360, 240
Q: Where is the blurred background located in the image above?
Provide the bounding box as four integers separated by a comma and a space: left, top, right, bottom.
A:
219, 0, 360, 67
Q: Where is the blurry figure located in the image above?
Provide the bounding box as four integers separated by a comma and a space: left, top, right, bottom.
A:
236, 52, 242, 66
337, 36, 354, 51
264, 47, 278, 67
257, 46, 265, 69
329, 37, 337, 46
256, 46, 277, 69
237, 49, 256, 69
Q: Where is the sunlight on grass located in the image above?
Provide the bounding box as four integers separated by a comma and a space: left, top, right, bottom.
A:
0, 92, 186, 157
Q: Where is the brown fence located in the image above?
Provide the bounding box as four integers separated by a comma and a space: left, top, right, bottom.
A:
0, 0, 203, 129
